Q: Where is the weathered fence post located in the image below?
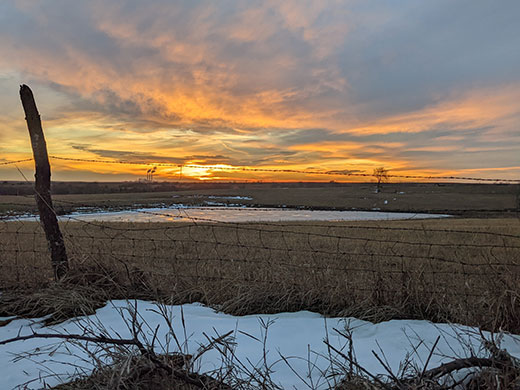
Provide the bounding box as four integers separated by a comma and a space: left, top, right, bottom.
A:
20, 84, 69, 280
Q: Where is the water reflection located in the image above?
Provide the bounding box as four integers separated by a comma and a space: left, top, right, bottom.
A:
57, 207, 448, 223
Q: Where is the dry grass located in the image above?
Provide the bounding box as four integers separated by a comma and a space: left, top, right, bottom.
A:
335, 362, 520, 390
51, 353, 206, 390
1, 217, 520, 331
0, 284, 104, 325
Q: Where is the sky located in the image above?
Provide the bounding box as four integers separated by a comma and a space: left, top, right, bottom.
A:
1, 0, 519, 182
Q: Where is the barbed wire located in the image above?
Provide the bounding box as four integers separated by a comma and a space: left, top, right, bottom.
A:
51, 155, 520, 182
0, 158, 33, 166
3, 155, 520, 183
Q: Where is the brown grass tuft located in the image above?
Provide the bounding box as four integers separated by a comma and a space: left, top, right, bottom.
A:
0, 283, 106, 325
51, 353, 211, 390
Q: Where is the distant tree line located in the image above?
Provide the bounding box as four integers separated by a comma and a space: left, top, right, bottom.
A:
2, 180, 513, 196
1, 180, 376, 195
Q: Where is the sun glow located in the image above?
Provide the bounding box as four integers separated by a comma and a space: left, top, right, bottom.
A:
159, 164, 237, 181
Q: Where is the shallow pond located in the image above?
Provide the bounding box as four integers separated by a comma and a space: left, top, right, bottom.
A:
51, 206, 449, 223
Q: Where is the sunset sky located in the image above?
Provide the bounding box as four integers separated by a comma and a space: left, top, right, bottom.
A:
1, 1, 519, 182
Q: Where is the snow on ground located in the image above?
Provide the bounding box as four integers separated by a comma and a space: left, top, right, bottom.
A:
1, 301, 519, 389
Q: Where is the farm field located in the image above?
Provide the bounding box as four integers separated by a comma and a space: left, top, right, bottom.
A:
2, 215, 519, 331
1, 182, 519, 217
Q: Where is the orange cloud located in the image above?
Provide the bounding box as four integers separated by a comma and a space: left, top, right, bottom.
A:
1, 1, 520, 182
346, 85, 520, 135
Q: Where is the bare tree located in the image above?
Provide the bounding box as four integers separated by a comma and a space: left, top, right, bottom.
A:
372, 167, 388, 193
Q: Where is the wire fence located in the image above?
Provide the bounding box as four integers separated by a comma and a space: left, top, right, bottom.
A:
1, 158, 520, 330
2, 154, 520, 182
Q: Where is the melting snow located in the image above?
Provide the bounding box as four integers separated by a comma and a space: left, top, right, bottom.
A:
1, 300, 519, 389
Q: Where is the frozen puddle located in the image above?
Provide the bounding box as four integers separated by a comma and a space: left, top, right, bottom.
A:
52, 207, 449, 223
1, 300, 519, 389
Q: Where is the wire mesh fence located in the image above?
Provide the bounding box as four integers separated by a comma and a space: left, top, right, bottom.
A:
2, 204, 520, 330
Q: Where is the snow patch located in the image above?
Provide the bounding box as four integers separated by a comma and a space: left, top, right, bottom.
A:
1, 301, 519, 389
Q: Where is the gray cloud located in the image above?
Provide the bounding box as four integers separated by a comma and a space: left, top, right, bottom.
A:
337, 0, 520, 120
2, 0, 519, 127
71, 145, 185, 163
70, 143, 296, 167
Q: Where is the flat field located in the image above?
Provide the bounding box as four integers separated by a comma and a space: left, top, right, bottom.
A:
2, 215, 519, 331
1, 182, 520, 217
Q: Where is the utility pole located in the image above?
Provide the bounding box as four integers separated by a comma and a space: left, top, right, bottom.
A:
150, 166, 156, 182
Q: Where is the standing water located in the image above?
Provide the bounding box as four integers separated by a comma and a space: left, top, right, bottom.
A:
40, 206, 450, 223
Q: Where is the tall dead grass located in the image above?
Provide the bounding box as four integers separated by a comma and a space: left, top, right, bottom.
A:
1, 218, 519, 331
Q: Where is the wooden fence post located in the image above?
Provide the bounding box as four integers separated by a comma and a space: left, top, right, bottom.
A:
20, 84, 69, 280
